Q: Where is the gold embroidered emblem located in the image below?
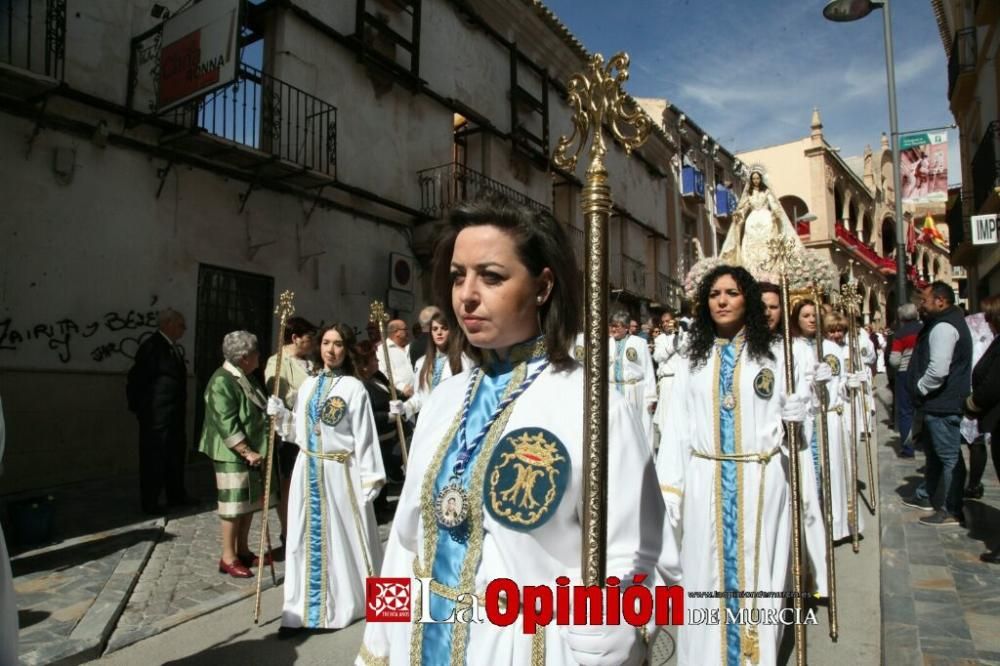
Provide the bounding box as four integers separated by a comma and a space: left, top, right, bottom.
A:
625, 347, 638, 362
574, 345, 585, 361
824, 353, 841, 376
485, 428, 570, 531
753, 368, 775, 399
321, 396, 347, 426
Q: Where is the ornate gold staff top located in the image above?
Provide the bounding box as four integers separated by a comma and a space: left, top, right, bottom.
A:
764, 236, 807, 666
554, 52, 649, 587
254, 289, 294, 624
369, 300, 409, 468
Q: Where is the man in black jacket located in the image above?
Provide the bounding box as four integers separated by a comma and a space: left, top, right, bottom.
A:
903, 283, 972, 526
126, 308, 193, 514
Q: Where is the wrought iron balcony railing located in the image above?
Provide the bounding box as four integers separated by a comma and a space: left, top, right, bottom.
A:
655, 272, 682, 308
417, 162, 550, 218
566, 224, 585, 268
0, 0, 65, 79
948, 27, 976, 100
972, 121, 999, 211
623, 256, 646, 296
162, 63, 337, 177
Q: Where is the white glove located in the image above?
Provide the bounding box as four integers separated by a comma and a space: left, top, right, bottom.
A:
846, 372, 862, 390
563, 623, 642, 666
388, 399, 404, 417
779, 393, 808, 423
813, 362, 833, 385
664, 494, 681, 528
266, 396, 288, 418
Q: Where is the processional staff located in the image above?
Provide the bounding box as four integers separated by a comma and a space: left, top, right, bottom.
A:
764, 236, 808, 666
809, 282, 839, 641
552, 52, 650, 585
370, 301, 409, 469
844, 265, 877, 515
839, 279, 865, 552
254, 290, 294, 624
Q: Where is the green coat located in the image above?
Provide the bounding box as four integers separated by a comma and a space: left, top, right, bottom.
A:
197, 364, 270, 464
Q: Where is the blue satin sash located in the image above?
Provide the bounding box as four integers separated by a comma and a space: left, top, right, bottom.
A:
422, 361, 514, 664
305, 375, 327, 627
718, 343, 741, 664
613, 338, 625, 394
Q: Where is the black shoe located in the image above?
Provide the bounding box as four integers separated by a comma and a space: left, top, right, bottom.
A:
899, 446, 915, 458
964, 484, 984, 499
900, 495, 933, 511
278, 626, 307, 640
918, 511, 964, 527
980, 550, 1000, 564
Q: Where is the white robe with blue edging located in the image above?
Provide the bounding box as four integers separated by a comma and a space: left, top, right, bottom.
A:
656, 340, 826, 666
358, 357, 665, 666
282, 374, 385, 629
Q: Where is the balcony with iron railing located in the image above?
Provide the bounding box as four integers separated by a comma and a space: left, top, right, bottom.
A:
157, 62, 337, 187
417, 162, 550, 219
0, 0, 65, 98
972, 121, 1000, 212
835, 223, 895, 273
948, 27, 976, 105
566, 224, 585, 268
655, 272, 683, 308
622, 256, 646, 297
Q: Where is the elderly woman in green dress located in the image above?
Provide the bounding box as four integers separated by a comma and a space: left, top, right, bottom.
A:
198, 330, 270, 579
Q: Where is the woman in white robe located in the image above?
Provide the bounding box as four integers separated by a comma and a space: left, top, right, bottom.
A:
656, 265, 816, 666
359, 197, 663, 666
268, 323, 386, 632
394, 312, 474, 424
825, 314, 864, 541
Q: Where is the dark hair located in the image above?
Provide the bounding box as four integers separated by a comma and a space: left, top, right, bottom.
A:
747, 170, 768, 193
318, 323, 361, 378
283, 316, 318, 344
431, 195, 581, 371
758, 281, 780, 296
789, 299, 817, 339
417, 312, 463, 391
928, 280, 955, 306
686, 265, 775, 369
981, 295, 1000, 331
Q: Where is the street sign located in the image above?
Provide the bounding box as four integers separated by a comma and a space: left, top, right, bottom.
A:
158, 0, 240, 112
971, 214, 999, 245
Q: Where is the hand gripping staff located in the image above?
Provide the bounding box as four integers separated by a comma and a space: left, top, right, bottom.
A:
253, 290, 293, 624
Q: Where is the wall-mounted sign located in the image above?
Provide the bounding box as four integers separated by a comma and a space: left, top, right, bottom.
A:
158, 0, 240, 112
971, 214, 998, 246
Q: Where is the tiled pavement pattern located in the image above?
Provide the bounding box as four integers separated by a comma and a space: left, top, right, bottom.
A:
877, 381, 1000, 666
13, 520, 162, 665
106, 506, 286, 652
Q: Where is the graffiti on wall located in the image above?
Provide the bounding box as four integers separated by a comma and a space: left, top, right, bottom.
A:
0, 310, 179, 364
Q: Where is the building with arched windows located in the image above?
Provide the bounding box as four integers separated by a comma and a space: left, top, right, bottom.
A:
736, 109, 955, 326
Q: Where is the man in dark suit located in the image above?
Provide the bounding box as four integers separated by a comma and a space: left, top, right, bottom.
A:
127, 308, 193, 514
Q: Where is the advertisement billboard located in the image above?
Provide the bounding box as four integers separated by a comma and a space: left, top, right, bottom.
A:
157, 0, 240, 112
899, 131, 948, 205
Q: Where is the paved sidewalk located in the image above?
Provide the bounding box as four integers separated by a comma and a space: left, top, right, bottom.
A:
876, 381, 1000, 666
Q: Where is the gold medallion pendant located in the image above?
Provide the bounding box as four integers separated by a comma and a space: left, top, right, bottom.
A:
485, 428, 570, 531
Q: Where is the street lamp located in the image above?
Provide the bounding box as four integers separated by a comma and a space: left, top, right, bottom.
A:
823, 0, 908, 313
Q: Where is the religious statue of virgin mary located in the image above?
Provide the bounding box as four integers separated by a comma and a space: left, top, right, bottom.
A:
719, 164, 805, 278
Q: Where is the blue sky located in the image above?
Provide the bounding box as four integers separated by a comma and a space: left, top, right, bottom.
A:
543, 0, 960, 184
